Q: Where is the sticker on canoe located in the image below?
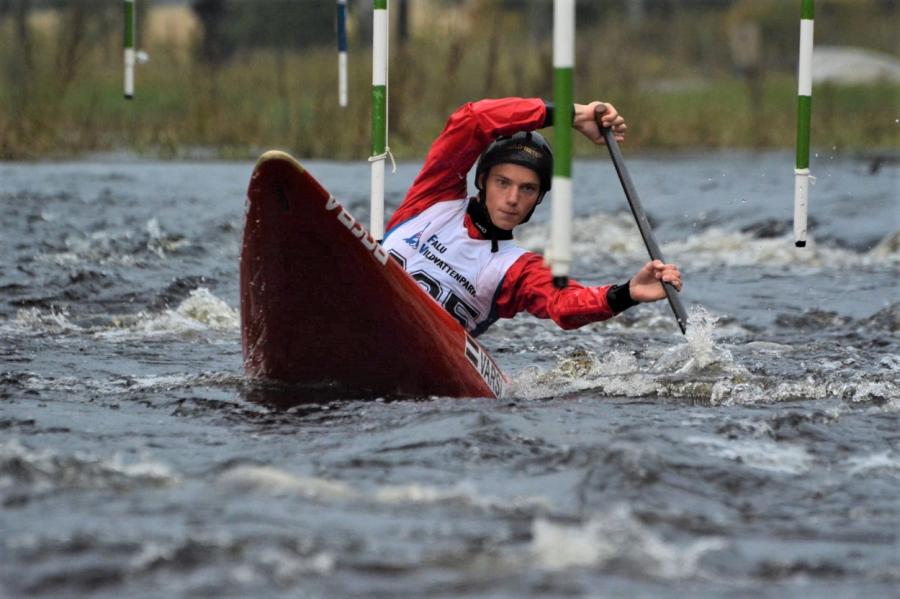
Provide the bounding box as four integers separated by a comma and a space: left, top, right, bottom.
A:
325, 194, 389, 266
465, 334, 505, 398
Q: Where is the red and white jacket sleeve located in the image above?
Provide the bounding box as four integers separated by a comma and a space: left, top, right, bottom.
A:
385, 98, 547, 232
496, 253, 632, 329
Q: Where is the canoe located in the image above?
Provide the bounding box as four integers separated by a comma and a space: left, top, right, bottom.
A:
240, 150, 506, 398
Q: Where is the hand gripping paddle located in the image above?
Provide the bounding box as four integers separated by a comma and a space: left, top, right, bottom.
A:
596, 105, 688, 334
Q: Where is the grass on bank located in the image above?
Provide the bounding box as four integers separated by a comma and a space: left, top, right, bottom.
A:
1, 26, 897, 160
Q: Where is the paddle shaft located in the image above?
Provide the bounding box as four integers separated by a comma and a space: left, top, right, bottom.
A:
599, 125, 688, 334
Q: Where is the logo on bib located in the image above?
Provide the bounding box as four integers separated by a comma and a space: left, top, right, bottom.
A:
403, 223, 430, 249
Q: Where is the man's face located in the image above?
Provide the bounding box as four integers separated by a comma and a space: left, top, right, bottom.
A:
482, 163, 542, 231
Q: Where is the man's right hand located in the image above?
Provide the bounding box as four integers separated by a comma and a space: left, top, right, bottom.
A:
628, 259, 682, 303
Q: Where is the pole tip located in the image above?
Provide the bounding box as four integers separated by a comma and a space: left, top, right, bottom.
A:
552, 276, 568, 290
795, 240, 806, 248
124, 94, 133, 100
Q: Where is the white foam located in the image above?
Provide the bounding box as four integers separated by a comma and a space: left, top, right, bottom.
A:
879, 354, 900, 371
217, 465, 550, 512
869, 230, 900, 258
509, 305, 754, 401
374, 482, 550, 511
0, 439, 178, 491
34, 229, 141, 267
517, 213, 646, 260
7, 307, 83, 334
146, 217, 190, 258
685, 435, 813, 475
12, 370, 241, 396
96, 287, 238, 341
509, 349, 659, 401
128, 534, 335, 581
2, 288, 237, 341
508, 305, 893, 406
668, 228, 899, 269
218, 466, 355, 500
174, 287, 239, 330
846, 380, 899, 404
843, 451, 900, 476
518, 216, 897, 270
530, 505, 724, 577
745, 341, 795, 354
653, 306, 746, 376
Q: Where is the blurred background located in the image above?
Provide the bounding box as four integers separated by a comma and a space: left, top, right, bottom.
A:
0, 0, 897, 160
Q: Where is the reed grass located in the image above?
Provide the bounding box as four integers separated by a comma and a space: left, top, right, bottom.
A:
0, 16, 896, 161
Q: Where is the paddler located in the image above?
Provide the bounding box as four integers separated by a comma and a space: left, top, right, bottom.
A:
382, 98, 682, 336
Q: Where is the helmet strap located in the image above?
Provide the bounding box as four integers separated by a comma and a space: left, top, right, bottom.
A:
467, 195, 511, 253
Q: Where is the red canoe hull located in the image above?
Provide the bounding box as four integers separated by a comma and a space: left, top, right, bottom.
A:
240, 151, 505, 398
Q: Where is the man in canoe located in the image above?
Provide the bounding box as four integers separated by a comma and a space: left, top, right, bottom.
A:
382, 97, 682, 336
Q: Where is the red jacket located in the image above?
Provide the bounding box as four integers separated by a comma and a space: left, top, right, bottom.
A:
387, 98, 626, 330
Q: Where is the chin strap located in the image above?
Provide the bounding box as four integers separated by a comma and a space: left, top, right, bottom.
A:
467, 196, 512, 253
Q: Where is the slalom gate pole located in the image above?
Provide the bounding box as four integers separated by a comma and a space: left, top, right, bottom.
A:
549, 0, 574, 289
337, 0, 348, 107
794, 0, 814, 247
599, 111, 688, 335
369, 0, 388, 240
124, 0, 135, 99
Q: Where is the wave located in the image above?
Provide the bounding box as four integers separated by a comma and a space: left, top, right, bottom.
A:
667, 227, 900, 269
0, 439, 178, 496
517, 213, 651, 262
5, 528, 334, 595
684, 435, 814, 475
96, 287, 239, 341
216, 465, 550, 513
11, 370, 242, 397
511, 347, 897, 406
842, 451, 900, 477
516, 214, 899, 269
508, 306, 898, 405
4, 287, 238, 340
32, 217, 192, 267
5, 306, 83, 334
530, 505, 724, 577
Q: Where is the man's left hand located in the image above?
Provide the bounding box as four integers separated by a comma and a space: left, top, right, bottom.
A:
573, 101, 627, 144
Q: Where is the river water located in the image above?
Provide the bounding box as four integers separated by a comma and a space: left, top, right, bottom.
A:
1, 151, 897, 598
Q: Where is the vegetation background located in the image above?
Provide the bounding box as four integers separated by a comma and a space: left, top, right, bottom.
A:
0, 0, 897, 160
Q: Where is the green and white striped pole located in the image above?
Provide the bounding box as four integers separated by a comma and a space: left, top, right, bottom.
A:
124, 0, 135, 99
337, 0, 348, 107
370, 0, 388, 239
794, 0, 814, 247
549, 0, 574, 288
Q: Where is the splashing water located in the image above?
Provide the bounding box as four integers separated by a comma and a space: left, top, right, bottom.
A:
530, 505, 724, 578
649, 305, 746, 378
96, 287, 238, 340
175, 288, 239, 331
9, 307, 82, 334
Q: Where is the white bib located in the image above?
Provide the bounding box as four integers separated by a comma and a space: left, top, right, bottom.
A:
383, 200, 526, 335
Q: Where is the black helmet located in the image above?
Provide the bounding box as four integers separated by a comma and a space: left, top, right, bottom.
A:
475, 130, 553, 196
